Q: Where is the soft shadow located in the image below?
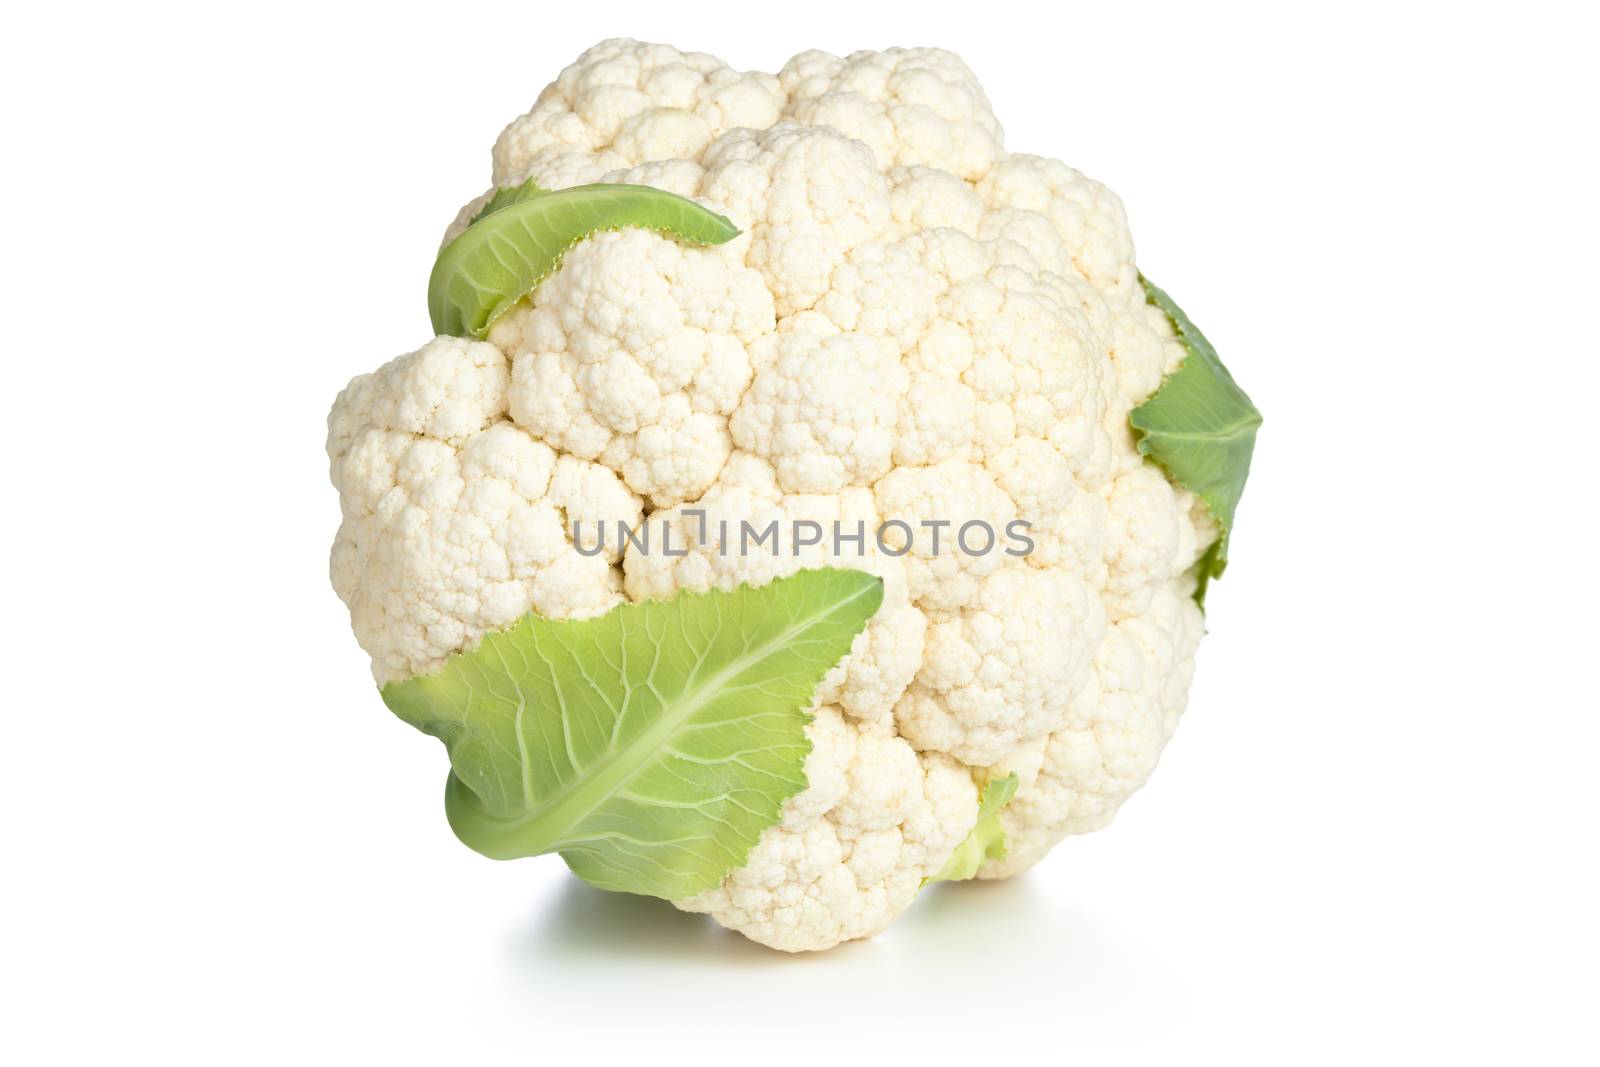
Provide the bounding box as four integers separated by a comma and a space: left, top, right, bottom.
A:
515, 879, 832, 968
506, 870, 1173, 1031
516, 869, 1091, 971
900, 874, 1081, 946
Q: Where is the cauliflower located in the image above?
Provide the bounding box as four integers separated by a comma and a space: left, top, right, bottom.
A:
328, 39, 1260, 952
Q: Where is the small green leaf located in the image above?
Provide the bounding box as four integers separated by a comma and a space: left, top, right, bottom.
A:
468, 179, 552, 225
928, 773, 1020, 884
428, 181, 742, 339
380, 568, 884, 900
1131, 276, 1262, 606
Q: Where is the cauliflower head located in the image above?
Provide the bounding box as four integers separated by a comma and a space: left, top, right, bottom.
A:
329, 40, 1254, 952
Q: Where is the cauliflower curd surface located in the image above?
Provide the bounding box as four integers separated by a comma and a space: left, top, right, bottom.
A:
330, 39, 1215, 951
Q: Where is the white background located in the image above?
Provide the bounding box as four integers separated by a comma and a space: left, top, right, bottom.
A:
4, 1, 1597, 1063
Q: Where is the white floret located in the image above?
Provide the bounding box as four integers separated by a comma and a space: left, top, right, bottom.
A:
503, 227, 775, 507
779, 48, 1005, 180
492, 39, 784, 183
701, 123, 894, 315
675, 707, 976, 952
887, 165, 984, 235
730, 331, 908, 493
894, 565, 1100, 765
980, 583, 1205, 876
873, 459, 1015, 612
978, 154, 1140, 303
1102, 463, 1192, 618
328, 337, 640, 683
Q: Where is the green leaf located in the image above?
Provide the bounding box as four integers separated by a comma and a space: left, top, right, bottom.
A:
927, 773, 1020, 884
428, 182, 742, 339
467, 178, 552, 225
1131, 276, 1262, 606
379, 568, 884, 900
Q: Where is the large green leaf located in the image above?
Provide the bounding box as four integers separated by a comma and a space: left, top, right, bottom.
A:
927, 773, 1019, 884
427, 181, 741, 339
380, 569, 884, 900
1131, 276, 1262, 605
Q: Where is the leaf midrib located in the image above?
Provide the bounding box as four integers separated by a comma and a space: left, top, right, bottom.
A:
484, 579, 878, 853
1137, 415, 1263, 444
